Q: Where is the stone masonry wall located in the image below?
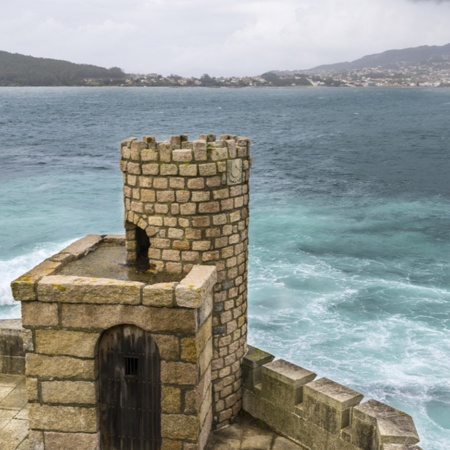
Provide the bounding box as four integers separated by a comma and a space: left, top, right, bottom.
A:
243, 346, 421, 450
12, 235, 217, 450
120, 134, 250, 427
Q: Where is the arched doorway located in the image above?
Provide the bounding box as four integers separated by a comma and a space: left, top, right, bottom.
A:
98, 325, 161, 450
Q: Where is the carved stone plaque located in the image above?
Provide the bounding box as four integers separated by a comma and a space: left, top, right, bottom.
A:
227, 159, 243, 185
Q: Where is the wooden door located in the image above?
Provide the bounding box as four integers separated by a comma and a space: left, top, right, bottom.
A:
98, 325, 161, 450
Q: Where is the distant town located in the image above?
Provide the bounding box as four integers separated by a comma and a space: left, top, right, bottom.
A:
123, 59, 450, 88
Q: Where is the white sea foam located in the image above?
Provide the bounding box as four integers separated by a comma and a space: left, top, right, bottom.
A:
0, 239, 76, 310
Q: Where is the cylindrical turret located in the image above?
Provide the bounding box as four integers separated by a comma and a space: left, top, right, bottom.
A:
120, 133, 250, 426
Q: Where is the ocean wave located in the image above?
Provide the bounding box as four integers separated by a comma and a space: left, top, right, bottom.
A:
0, 239, 76, 309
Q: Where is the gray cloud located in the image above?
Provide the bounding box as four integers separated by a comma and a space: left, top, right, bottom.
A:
1, 0, 450, 76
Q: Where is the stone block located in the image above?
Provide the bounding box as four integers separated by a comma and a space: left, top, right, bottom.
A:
175, 265, 217, 308
210, 147, 228, 161
199, 163, 217, 176
28, 404, 97, 432
26, 353, 95, 380
261, 359, 316, 410
179, 164, 198, 177
141, 149, 159, 161
37, 275, 143, 305
161, 361, 197, 385
43, 432, 98, 450
242, 346, 275, 390
142, 282, 176, 307
181, 338, 197, 362
193, 140, 207, 161
161, 164, 178, 175
162, 385, 182, 413
303, 377, 363, 435
35, 330, 98, 358
153, 334, 180, 360
352, 399, 420, 448
41, 381, 95, 405
61, 304, 196, 334
173, 149, 193, 162
28, 430, 45, 450
127, 162, 141, 175
27, 377, 39, 401
161, 414, 199, 440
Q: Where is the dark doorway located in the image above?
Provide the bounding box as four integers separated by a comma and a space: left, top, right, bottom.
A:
98, 325, 161, 450
136, 226, 150, 270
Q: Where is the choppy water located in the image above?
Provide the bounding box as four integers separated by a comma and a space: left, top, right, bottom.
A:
1, 87, 449, 448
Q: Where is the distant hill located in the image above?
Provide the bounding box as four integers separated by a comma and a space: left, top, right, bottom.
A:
0, 51, 126, 86
274, 43, 450, 75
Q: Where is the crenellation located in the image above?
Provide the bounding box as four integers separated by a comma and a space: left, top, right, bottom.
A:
242, 345, 422, 450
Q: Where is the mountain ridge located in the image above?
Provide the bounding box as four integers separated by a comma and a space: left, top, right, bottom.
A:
273, 43, 450, 75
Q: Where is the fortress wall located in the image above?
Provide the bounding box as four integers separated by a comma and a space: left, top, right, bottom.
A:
120, 134, 251, 427
243, 346, 421, 450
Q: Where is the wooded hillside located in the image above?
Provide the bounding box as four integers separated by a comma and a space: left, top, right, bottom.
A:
0, 51, 126, 86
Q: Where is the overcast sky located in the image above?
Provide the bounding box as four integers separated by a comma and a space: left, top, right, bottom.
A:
2, 0, 450, 76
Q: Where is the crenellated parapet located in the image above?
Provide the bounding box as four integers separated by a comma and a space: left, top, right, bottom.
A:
243, 346, 421, 450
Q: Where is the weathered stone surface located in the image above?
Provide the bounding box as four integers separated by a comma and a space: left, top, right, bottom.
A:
21, 302, 59, 327
44, 432, 98, 450
11, 260, 62, 301
26, 377, 38, 402
59, 235, 102, 258
175, 265, 217, 308
161, 361, 197, 385
243, 346, 275, 389
35, 330, 98, 358
37, 275, 143, 305
0, 417, 29, 450
41, 380, 95, 405
61, 304, 196, 334
262, 359, 316, 408
28, 430, 45, 450
142, 282, 176, 307
161, 386, 181, 413
352, 400, 420, 447
28, 404, 96, 432
304, 378, 364, 410
154, 334, 180, 360
303, 378, 363, 435
181, 338, 197, 362
161, 414, 198, 440
26, 354, 94, 380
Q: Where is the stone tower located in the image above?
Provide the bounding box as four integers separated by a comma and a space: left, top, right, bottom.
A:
120, 133, 251, 427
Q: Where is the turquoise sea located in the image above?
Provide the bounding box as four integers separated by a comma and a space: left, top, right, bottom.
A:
1, 87, 449, 448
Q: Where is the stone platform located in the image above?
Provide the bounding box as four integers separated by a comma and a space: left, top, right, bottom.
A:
0, 374, 304, 450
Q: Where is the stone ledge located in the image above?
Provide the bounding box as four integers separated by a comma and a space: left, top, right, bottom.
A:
37, 275, 144, 305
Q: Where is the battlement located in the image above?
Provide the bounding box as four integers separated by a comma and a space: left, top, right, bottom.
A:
243, 346, 421, 450
120, 134, 250, 166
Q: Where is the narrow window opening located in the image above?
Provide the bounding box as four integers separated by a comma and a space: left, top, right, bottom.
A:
124, 356, 139, 377
135, 226, 150, 270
